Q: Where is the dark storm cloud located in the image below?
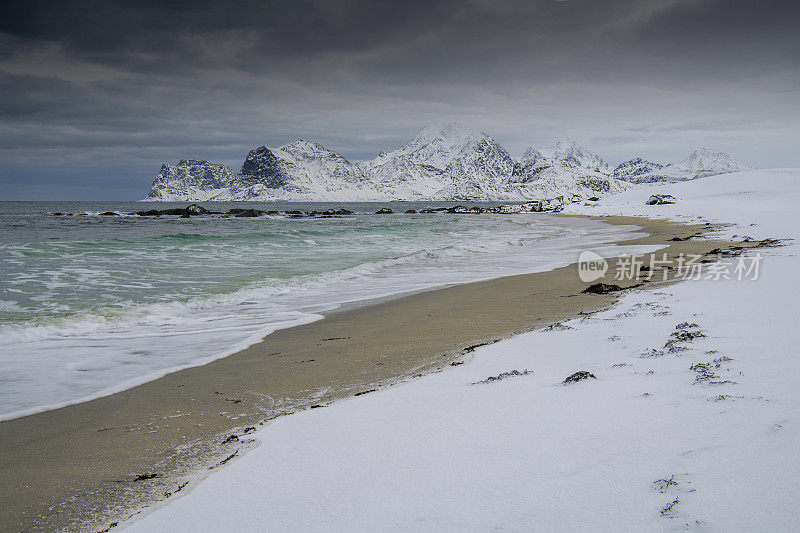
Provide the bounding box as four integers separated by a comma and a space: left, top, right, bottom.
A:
1, 0, 798, 199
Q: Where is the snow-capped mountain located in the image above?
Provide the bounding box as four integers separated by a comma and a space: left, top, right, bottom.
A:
514, 141, 627, 198
143, 125, 750, 202
226, 141, 380, 201
614, 148, 751, 184
611, 157, 664, 181
652, 148, 751, 181
541, 139, 613, 174
147, 159, 238, 201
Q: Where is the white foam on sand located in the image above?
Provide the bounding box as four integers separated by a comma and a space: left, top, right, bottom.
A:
125, 169, 800, 531
0, 215, 656, 421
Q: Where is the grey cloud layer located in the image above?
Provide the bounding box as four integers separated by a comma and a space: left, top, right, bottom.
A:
1, 0, 798, 199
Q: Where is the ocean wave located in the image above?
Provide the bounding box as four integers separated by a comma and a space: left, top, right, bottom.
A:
0, 213, 652, 419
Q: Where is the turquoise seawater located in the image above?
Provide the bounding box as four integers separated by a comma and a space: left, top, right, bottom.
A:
0, 201, 651, 419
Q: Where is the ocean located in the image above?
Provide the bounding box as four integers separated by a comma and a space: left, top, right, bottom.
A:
0, 201, 650, 420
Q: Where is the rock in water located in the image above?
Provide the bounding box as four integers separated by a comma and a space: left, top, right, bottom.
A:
186, 203, 210, 215
233, 209, 263, 218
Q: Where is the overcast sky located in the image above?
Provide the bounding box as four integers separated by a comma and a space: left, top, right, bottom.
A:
1, 0, 798, 200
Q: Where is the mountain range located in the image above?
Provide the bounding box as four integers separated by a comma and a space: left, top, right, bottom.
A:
143, 123, 751, 201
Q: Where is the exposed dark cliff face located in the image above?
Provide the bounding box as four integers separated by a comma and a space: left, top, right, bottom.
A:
240, 147, 287, 188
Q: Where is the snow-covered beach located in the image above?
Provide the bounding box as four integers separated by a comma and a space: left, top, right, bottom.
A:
5, 1, 799, 530
124, 168, 800, 532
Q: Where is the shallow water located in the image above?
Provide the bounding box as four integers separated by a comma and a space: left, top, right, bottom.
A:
0, 201, 648, 419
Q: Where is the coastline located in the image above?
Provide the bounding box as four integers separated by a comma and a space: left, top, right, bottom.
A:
0, 214, 732, 532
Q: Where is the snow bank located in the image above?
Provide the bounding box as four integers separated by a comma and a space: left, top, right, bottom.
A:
127, 169, 800, 532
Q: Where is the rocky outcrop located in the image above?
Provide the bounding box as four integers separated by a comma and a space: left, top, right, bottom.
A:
145, 160, 237, 201
563, 371, 597, 384
239, 146, 286, 188
646, 194, 677, 205
612, 157, 665, 181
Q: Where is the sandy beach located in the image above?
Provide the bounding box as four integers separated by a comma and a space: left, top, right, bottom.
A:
121, 169, 799, 532
0, 214, 733, 532
4, 2, 797, 530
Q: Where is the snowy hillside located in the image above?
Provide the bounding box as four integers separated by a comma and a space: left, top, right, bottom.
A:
618, 148, 751, 184
143, 125, 750, 201
611, 157, 664, 180
146, 160, 237, 201
542, 138, 613, 174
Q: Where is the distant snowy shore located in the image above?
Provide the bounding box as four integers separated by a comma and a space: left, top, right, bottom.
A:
127, 169, 799, 532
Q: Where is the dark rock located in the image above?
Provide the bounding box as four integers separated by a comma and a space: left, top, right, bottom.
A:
135, 210, 162, 217
405, 209, 417, 214
52, 212, 64, 216
374, 208, 393, 214
222, 434, 239, 444
240, 146, 287, 188
99, 211, 119, 216
234, 209, 263, 218
158, 208, 192, 216
563, 371, 596, 384
447, 205, 485, 214
582, 283, 623, 294
186, 203, 211, 215
587, 196, 600, 202
133, 473, 158, 481
227, 208, 245, 214
646, 194, 677, 205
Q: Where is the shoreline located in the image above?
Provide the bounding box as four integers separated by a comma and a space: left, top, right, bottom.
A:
0, 212, 640, 425
0, 214, 734, 532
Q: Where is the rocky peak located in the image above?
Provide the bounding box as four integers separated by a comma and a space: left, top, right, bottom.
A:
521, 147, 546, 163
278, 139, 351, 164
678, 148, 750, 177
240, 146, 286, 188
612, 157, 664, 180
547, 139, 611, 174
398, 122, 488, 169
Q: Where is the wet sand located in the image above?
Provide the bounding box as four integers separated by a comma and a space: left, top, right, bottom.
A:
0, 215, 734, 532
